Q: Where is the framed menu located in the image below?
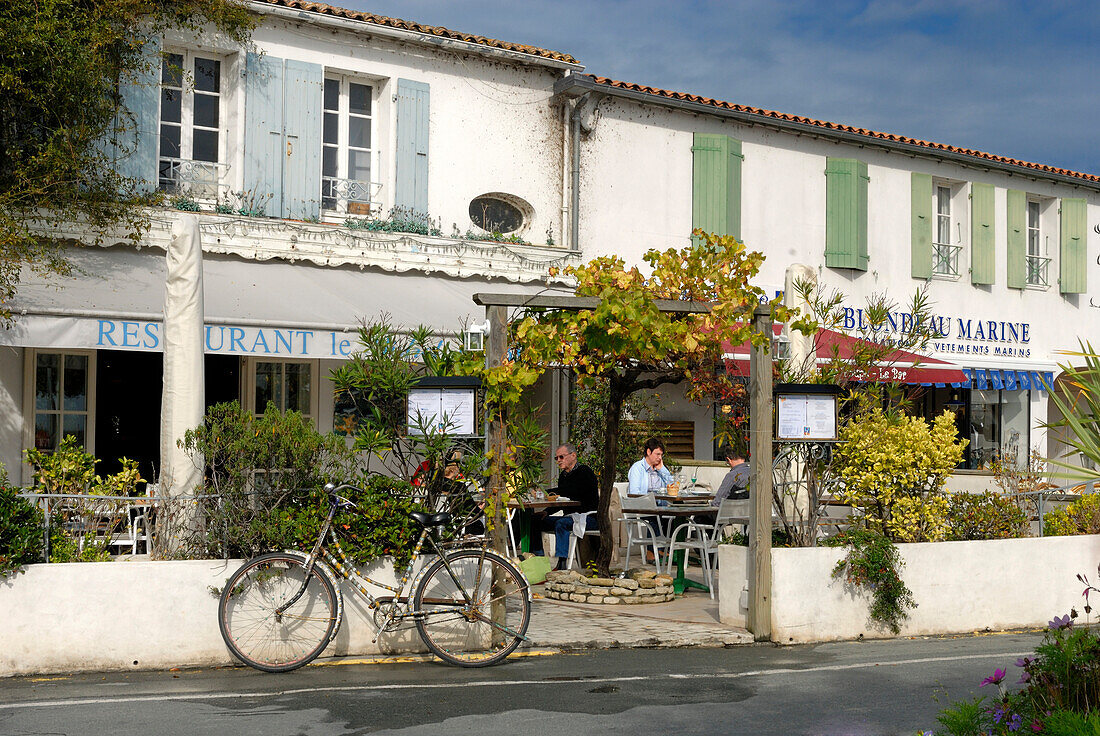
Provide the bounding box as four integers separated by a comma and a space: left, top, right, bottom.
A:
774, 384, 840, 441
406, 377, 481, 436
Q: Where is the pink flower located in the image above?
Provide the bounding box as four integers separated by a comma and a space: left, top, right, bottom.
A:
980, 668, 1006, 687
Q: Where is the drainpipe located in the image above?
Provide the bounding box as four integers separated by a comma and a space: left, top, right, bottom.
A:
561, 103, 570, 253
569, 93, 591, 253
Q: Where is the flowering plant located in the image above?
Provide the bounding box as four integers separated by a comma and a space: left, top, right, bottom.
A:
927, 564, 1100, 734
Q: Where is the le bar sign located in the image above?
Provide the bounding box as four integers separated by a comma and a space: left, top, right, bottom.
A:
774, 383, 841, 442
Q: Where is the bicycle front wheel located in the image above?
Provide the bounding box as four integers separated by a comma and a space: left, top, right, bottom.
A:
414, 549, 530, 667
218, 552, 339, 673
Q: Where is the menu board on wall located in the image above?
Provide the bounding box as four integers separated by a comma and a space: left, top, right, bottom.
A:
776, 393, 837, 441
407, 387, 477, 436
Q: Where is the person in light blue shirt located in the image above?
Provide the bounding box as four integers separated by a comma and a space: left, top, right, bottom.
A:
627, 437, 673, 497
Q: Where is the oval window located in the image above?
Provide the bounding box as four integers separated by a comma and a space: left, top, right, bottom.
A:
468, 194, 530, 235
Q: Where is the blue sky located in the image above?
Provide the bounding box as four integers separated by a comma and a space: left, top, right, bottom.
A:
338, 0, 1100, 175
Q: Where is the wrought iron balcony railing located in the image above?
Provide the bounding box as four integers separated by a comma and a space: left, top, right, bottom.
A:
158, 158, 231, 201
932, 242, 962, 278
322, 176, 382, 216
1026, 254, 1051, 287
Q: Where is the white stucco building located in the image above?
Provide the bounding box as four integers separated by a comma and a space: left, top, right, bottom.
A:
1, 0, 1097, 486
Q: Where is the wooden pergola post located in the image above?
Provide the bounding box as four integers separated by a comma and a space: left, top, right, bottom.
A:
747, 304, 774, 641
484, 303, 509, 554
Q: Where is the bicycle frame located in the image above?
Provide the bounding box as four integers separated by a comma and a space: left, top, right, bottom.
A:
276, 485, 518, 641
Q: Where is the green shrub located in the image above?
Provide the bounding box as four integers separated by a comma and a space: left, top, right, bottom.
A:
945, 492, 1029, 540
1044, 492, 1100, 536
0, 466, 44, 577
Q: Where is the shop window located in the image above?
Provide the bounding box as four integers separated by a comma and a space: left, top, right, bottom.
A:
918, 385, 1030, 470
246, 359, 317, 420
28, 351, 95, 453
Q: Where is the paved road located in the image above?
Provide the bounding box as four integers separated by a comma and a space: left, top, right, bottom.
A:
0, 632, 1040, 736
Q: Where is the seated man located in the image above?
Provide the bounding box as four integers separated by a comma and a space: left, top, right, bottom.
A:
627, 437, 673, 498
534, 443, 598, 569
712, 446, 750, 507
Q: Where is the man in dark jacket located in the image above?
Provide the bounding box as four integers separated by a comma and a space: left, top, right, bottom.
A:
535, 442, 598, 569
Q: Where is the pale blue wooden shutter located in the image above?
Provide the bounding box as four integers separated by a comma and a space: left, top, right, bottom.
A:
281, 60, 323, 220
114, 35, 161, 193
395, 79, 430, 214
244, 53, 284, 217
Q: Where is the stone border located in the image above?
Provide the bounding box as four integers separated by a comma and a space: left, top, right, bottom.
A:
542, 569, 675, 604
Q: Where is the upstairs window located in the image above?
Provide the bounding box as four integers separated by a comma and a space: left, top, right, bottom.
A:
322, 77, 378, 215
159, 52, 226, 199
1026, 199, 1051, 287
931, 184, 962, 278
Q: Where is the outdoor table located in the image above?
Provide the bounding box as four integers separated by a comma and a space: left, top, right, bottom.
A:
655, 492, 715, 504
648, 505, 715, 595
508, 497, 581, 553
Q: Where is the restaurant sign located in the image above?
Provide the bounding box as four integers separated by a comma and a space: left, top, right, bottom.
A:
0, 315, 361, 359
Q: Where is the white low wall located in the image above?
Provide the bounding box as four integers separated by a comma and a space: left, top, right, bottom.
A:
719, 534, 1100, 643
0, 558, 428, 677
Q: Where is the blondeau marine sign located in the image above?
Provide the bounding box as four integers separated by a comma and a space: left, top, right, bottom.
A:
842, 307, 1033, 359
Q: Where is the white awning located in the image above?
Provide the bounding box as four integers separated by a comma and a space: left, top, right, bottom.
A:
2, 246, 559, 358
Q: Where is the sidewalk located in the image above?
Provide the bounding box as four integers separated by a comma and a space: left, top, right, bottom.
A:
521, 567, 753, 650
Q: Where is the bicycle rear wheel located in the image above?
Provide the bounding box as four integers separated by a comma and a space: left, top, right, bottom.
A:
414, 549, 530, 667
218, 552, 339, 672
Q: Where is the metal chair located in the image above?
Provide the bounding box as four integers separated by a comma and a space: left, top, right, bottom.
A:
619, 493, 671, 569
666, 498, 749, 599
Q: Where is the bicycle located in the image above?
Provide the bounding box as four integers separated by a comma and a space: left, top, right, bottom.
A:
217, 483, 531, 671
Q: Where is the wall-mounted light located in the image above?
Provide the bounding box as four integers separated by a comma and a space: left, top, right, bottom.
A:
463, 321, 490, 351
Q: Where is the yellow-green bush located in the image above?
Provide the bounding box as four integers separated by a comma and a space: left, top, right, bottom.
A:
1043, 493, 1100, 536
833, 408, 966, 541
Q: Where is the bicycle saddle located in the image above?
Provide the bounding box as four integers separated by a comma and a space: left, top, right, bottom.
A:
408, 511, 452, 527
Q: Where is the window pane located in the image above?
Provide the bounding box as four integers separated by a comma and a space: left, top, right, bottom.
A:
160, 125, 181, 159
193, 129, 219, 163
161, 88, 181, 123
63, 355, 87, 412
1028, 201, 1039, 228
323, 146, 338, 178
969, 389, 1001, 470
34, 414, 57, 451
324, 78, 339, 111
1001, 390, 1029, 460
936, 215, 950, 245
194, 93, 219, 128
62, 414, 86, 448
347, 149, 371, 182
194, 57, 220, 93
36, 354, 59, 411
162, 54, 183, 88
936, 187, 950, 215
323, 112, 338, 145
285, 363, 312, 414
348, 116, 370, 149
349, 83, 371, 115
254, 362, 281, 413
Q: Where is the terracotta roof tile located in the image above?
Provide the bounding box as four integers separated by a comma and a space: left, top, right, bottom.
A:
589, 76, 1100, 185
253, 0, 578, 64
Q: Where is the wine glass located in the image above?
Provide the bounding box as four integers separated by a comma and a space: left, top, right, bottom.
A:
690, 469, 698, 491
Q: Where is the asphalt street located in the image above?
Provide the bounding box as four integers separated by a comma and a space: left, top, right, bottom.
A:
0, 632, 1042, 736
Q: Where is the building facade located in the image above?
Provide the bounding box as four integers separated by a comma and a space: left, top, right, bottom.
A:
1, 1, 1097, 486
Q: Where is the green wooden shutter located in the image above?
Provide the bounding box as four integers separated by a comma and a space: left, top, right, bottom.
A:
691, 133, 743, 240
395, 79, 430, 214
1060, 198, 1088, 294
825, 158, 868, 270
1006, 189, 1026, 289
911, 173, 932, 278
970, 182, 995, 284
